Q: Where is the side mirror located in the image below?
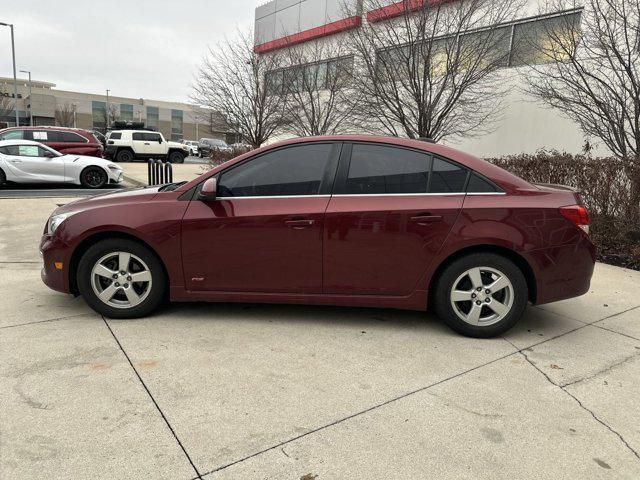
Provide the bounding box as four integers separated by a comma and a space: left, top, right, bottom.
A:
158, 137, 163, 143
199, 177, 217, 201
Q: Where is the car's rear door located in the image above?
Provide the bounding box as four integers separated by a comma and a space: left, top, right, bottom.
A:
323, 142, 467, 296
181, 142, 341, 293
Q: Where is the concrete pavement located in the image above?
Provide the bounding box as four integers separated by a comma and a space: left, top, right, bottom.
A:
1, 196, 639, 480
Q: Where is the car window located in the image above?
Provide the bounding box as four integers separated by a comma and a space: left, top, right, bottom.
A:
132, 132, 145, 141
429, 158, 469, 193
108, 132, 122, 140
31, 130, 61, 142
218, 144, 334, 197
60, 131, 87, 143
467, 173, 500, 193
346, 144, 430, 194
0, 130, 23, 140
0, 145, 20, 155
144, 132, 162, 142
17, 145, 45, 157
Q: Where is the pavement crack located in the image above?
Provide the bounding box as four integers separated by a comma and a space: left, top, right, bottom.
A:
101, 316, 203, 479
0, 313, 89, 330
561, 350, 640, 388
518, 347, 640, 462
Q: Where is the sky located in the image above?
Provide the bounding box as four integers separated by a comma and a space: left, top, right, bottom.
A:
0, 0, 257, 103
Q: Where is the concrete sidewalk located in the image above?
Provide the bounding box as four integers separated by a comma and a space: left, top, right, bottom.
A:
1, 197, 639, 480
121, 162, 208, 186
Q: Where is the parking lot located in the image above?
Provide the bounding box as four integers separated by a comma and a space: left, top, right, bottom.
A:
1, 190, 640, 479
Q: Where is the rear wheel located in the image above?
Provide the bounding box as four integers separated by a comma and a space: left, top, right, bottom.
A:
0, 168, 5, 187
168, 151, 184, 164
80, 167, 107, 188
433, 253, 528, 338
77, 239, 166, 318
116, 149, 134, 162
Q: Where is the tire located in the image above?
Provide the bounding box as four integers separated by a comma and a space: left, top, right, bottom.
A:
80, 167, 108, 189
116, 149, 134, 162
77, 239, 166, 319
0, 168, 5, 187
433, 253, 528, 338
189, 149, 194, 156
168, 151, 184, 164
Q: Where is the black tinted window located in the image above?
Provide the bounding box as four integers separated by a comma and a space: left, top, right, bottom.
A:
132, 132, 144, 141
144, 133, 162, 142
467, 173, 499, 193
30, 130, 61, 142
60, 131, 86, 143
346, 145, 430, 194
0, 145, 19, 155
109, 132, 122, 140
218, 144, 333, 197
429, 158, 468, 193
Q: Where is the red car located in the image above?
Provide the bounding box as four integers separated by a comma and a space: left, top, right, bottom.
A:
40, 136, 595, 337
0, 126, 103, 158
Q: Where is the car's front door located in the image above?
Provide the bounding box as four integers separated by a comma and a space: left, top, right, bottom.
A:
3, 144, 66, 183
144, 132, 166, 157
181, 142, 341, 293
323, 143, 467, 296
131, 132, 148, 156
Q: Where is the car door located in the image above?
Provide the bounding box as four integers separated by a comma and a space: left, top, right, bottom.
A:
3, 144, 66, 183
323, 142, 467, 296
181, 142, 341, 293
144, 132, 166, 157
131, 132, 148, 156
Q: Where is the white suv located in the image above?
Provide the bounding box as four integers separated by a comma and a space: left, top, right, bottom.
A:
105, 130, 189, 163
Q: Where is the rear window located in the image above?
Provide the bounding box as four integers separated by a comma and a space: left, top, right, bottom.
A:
467, 173, 500, 193
60, 131, 87, 143
0, 130, 23, 140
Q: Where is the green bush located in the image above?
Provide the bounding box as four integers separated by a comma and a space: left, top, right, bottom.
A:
486, 151, 640, 270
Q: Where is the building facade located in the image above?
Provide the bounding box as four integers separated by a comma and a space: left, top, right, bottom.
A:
253, 0, 599, 158
0, 77, 232, 143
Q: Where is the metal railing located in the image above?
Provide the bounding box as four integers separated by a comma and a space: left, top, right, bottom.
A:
147, 159, 173, 186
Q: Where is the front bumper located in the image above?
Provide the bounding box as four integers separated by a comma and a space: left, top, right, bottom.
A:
40, 234, 72, 294
108, 170, 124, 184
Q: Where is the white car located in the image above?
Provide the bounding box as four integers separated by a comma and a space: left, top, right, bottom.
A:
182, 140, 199, 156
105, 130, 188, 163
0, 139, 123, 188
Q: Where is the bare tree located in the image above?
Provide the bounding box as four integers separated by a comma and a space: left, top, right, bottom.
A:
524, 0, 640, 215
192, 30, 288, 149
55, 103, 75, 127
347, 0, 524, 141
0, 96, 14, 127
277, 41, 360, 136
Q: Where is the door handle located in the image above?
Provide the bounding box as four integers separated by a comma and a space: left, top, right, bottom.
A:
144, 142, 150, 145
410, 214, 442, 225
284, 219, 315, 229
10, 159, 22, 163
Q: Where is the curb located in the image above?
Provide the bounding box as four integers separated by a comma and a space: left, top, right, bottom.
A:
123, 175, 147, 188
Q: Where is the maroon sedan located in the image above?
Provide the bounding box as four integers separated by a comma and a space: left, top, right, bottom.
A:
40, 136, 595, 337
0, 126, 103, 158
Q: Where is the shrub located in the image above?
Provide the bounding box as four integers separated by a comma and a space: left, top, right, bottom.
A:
202, 145, 254, 170
486, 150, 640, 270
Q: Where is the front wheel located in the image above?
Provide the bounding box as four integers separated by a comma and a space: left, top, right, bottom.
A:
77, 239, 166, 318
168, 151, 184, 164
80, 167, 107, 188
433, 253, 528, 338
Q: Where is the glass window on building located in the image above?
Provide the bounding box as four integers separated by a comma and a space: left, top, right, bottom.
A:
510, 11, 582, 66
120, 104, 133, 122
146, 106, 159, 129
171, 109, 183, 141
459, 25, 512, 69
92, 101, 107, 129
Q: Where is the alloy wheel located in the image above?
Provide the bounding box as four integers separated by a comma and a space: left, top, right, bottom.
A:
90, 251, 152, 309
449, 266, 514, 326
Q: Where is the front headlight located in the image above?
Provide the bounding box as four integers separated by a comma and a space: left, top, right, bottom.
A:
47, 213, 74, 235
107, 163, 121, 171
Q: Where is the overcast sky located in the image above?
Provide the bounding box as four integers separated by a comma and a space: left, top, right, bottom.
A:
0, 0, 257, 103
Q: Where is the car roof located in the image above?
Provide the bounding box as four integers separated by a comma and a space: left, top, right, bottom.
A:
0, 126, 87, 133
0, 139, 43, 147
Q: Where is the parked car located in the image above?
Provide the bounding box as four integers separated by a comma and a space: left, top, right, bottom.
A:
182, 140, 199, 156
91, 130, 107, 148
0, 126, 104, 158
40, 135, 595, 337
198, 138, 231, 157
0, 139, 122, 188
104, 130, 188, 163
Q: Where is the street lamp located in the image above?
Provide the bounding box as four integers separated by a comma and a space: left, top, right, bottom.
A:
105, 89, 110, 129
19, 69, 32, 126
0, 21, 19, 126
72, 102, 77, 128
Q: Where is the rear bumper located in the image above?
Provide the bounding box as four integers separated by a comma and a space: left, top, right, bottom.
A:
524, 236, 596, 305
40, 234, 72, 294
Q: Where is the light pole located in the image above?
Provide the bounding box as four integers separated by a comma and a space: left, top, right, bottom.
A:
19, 69, 32, 126
0, 22, 19, 126
72, 103, 77, 128
105, 89, 110, 129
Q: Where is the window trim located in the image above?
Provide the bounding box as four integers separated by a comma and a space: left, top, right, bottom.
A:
214, 141, 343, 198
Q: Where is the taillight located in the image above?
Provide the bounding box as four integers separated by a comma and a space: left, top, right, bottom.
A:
559, 205, 590, 234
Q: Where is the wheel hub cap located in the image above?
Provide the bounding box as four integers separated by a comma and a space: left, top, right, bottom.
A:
90, 252, 152, 309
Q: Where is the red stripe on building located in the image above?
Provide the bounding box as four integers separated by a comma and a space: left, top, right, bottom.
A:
254, 15, 362, 54
367, 0, 452, 23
